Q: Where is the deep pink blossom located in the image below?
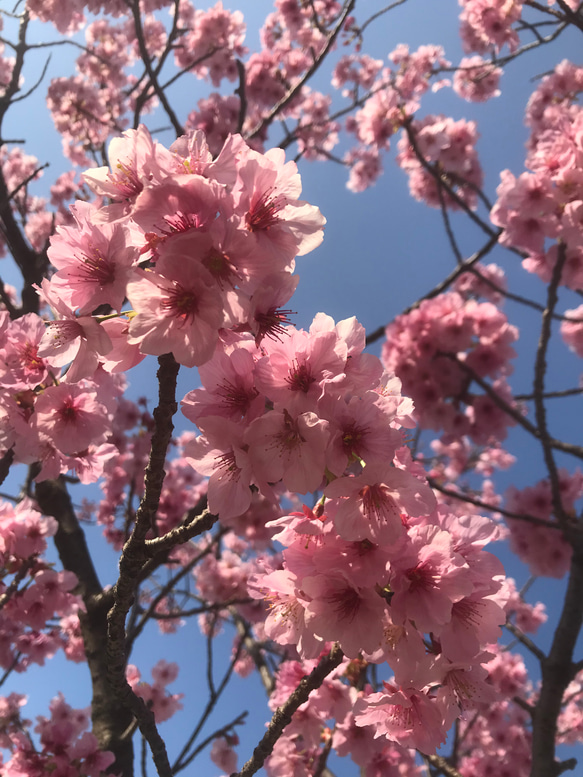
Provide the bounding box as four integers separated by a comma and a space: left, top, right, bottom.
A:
126, 257, 224, 367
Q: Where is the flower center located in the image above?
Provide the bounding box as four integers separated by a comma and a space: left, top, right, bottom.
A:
285, 360, 315, 393
160, 284, 199, 324
246, 189, 285, 232
109, 159, 143, 199
79, 246, 116, 287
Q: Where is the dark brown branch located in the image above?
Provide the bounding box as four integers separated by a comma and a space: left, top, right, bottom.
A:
427, 477, 562, 529
126, 528, 226, 650
107, 353, 180, 777
532, 245, 572, 532
312, 731, 334, 777
234, 644, 344, 777
127, 0, 183, 137
513, 695, 536, 716
34, 475, 134, 775
235, 59, 247, 135
131, 47, 219, 128
246, 1, 355, 141
366, 232, 500, 345
0, 14, 48, 315
504, 620, 547, 662
144, 499, 218, 556
0, 446, 14, 486
554, 0, 583, 32
531, 555, 583, 777
0, 11, 29, 121
443, 354, 583, 461
425, 754, 463, 777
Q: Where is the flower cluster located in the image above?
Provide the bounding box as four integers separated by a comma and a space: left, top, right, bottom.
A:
0, 693, 114, 777
505, 471, 583, 578
0, 126, 325, 483
0, 499, 83, 673
249, 503, 506, 755
127, 661, 184, 723
382, 290, 518, 444
458, 0, 522, 54
182, 312, 402, 518
453, 56, 502, 103
491, 60, 583, 291
396, 115, 484, 210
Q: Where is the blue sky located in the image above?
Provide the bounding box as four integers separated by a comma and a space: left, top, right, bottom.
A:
1, 0, 583, 774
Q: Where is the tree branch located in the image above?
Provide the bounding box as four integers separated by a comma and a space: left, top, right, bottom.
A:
233, 644, 344, 777
531, 555, 583, 777
366, 232, 501, 345
106, 353, 180, 777
246, 1, 355, 141
34, 475, 134, 775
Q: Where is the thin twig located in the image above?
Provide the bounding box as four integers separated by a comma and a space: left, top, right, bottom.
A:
172, 627, 249, 773
366, 232, 500, 345
443, 354, 583, 461
358, 0, 409, 37
505, 620, 547, 662
532, 244, 572, 532
127, 0, 183, 137
515, 387, 583, 402
427, 477, 562, 529
246, 1, 355, 141
234, 645, 344, 777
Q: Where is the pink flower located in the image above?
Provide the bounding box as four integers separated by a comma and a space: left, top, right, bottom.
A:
181, 340, 263, 426
36, 280, 112, 382
83, 125, 173, 205
131, 174, 228, 259
302, 570, 387, 657
0, 314, 54, 389
99, 317, 146, 373
47, 201, 138, 314
325, 465, 436, 545
254, 326, 347, 414
210, 736, 238, 775
354, 682, 449, 754
234, 145, 326, 268
322, 392, 404, 477
246, 409, 329, 494
184, 417, 254, 520
69, 732, 115, 777
247, 569, 323, 658
33, 383, 112, 455
561, 305, 583, 357
126, 255, 224, 367
389, 524, 473, 633
354, 683, 447, 754
453, 56, 502, 102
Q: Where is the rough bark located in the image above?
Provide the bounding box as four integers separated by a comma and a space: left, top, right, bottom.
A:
35, 476, 135, 776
